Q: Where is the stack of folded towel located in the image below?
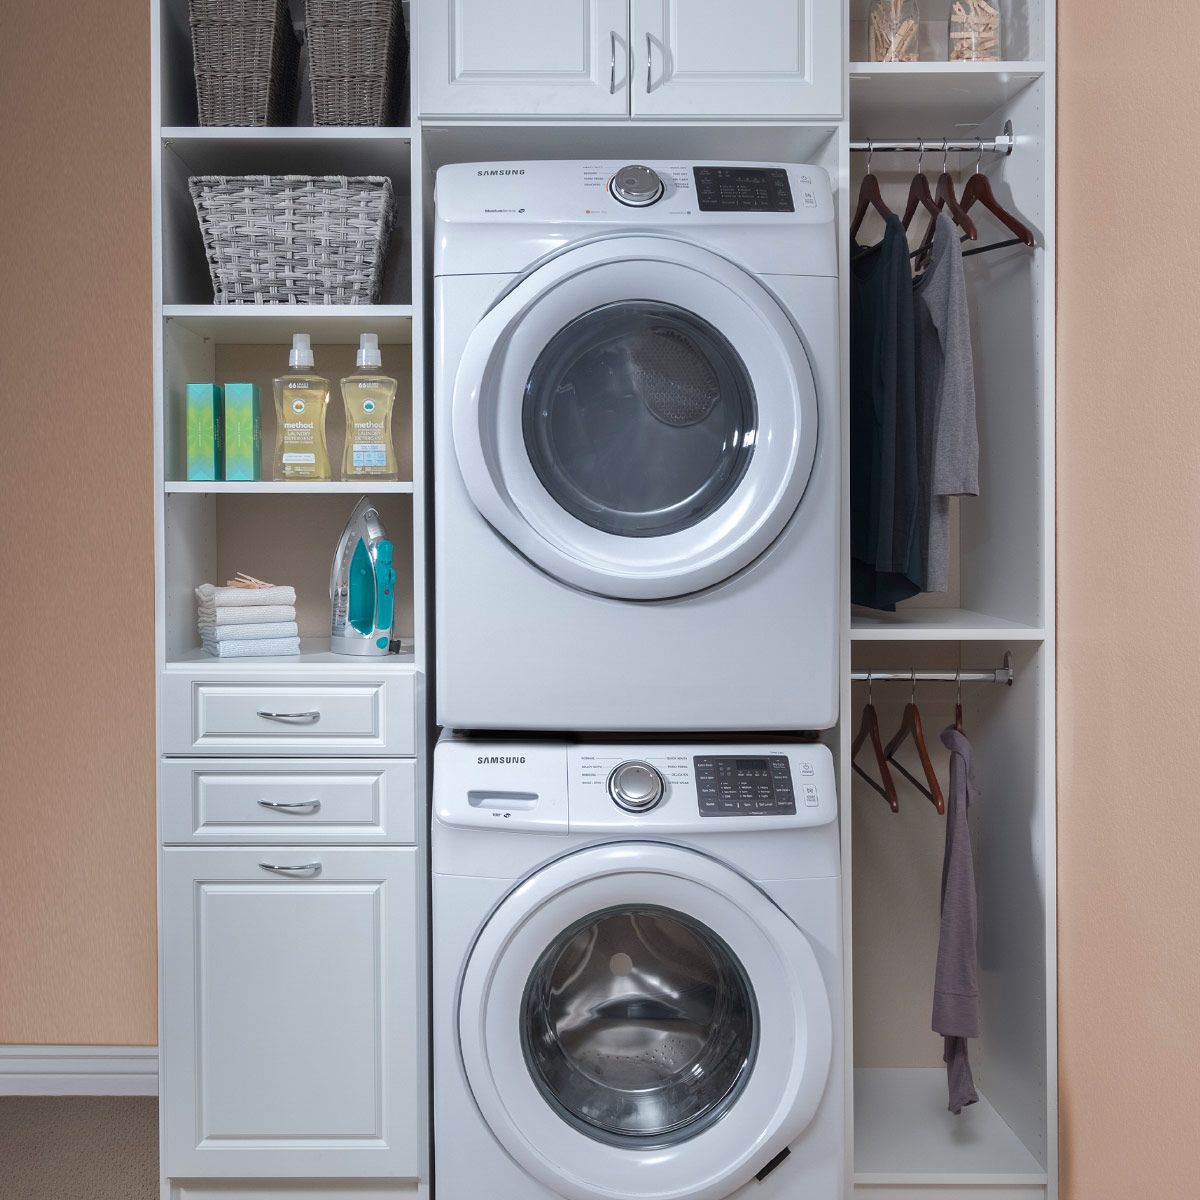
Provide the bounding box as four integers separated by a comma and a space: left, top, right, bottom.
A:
196, 580, 300, 658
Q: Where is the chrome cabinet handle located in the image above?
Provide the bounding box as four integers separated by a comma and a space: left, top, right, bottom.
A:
257, 799, 322, 814
610, 30, 617, 93
259, 861, 322, 874
646, 32, 653, 93
256, 710, 320, 724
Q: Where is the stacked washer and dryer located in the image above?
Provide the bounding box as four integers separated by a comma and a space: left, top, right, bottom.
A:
432, 161, 844, 1200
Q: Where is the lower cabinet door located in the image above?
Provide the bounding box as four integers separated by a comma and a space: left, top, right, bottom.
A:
161, 847, 421, 1179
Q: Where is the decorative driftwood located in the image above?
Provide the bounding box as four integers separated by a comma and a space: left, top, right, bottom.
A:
870, 0, 919, 63
949, 0, 1001, 61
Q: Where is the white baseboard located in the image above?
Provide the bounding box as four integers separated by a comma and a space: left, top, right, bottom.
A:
0, 1046, 159, 1096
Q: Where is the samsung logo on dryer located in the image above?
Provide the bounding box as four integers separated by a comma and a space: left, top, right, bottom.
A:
477, 755, 526, 764
477, 169, 525, 176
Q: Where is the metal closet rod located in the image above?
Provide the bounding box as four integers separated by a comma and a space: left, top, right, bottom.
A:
852, 655, 1014, 686
850, 124, 1015, 157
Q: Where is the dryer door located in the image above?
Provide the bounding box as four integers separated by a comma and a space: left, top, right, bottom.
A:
456, 842, 832, 1200
451, 236, 820, 599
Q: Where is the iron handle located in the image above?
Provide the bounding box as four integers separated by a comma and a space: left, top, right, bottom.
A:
646, 32, 653, 93
256, 710, 320, 724
610, 30, 617, 93
259, 861, 322, 874
257, 799, 322, 814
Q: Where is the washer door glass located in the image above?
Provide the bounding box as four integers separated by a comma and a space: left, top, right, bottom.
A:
522, 303, 757, 538
521, 904, 758, 1146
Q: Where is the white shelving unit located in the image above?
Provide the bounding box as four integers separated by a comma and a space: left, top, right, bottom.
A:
151, 2, 428, 1199
840, 0, 1057, 1195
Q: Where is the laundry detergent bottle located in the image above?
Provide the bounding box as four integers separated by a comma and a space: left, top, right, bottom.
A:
340, 333, 399, 481
272, 333, 331, 481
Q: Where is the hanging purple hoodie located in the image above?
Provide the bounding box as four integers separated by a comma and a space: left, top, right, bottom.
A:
933, 724, 980, 1114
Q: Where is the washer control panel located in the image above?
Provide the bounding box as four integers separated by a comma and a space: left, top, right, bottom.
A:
694, 755, 797, 816
607, 760, 666, 811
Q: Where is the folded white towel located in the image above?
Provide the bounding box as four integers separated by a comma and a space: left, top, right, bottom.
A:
202, 621, 299, 643
201, 637, 302, 659
198, 604, 296, 626
195, 583, 297, 608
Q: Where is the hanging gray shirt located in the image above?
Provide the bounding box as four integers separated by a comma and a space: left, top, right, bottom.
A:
934, 724, 980, 1115
914, 214, 980, 593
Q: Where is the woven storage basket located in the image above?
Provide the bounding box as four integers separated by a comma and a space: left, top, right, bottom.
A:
188, 175, 395, 304
307, 0, 409, 126
189, 0, 300, 126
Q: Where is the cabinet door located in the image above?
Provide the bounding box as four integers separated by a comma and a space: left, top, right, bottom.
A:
632, 0, 843, 118
161, 848, 420, 1179
418, 0, 629, 117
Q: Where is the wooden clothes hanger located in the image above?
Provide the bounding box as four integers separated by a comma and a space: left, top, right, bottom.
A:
851, 674, 900, 813
913, 140, 979, 267
960, 138, 1036, 257
902, 140, 940, 231
884, 670, 946, 814
850, 141, 894, 241
954, 667, 965, 734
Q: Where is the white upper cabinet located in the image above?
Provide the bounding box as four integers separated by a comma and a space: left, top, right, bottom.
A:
633, 0, 842, 118
419, 0, 630, 117
417, 0, 842, 119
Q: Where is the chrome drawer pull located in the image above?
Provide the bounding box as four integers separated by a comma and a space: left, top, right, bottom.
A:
610, 29, 617, 93
257, 799, 322, 814
259, 861, 322, 875
256, 710, 320, 724
646, 32, 653, 93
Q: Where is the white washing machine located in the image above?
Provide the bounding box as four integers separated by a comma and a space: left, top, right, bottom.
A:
434, 160, 840, 732
433, 734, 844, 1200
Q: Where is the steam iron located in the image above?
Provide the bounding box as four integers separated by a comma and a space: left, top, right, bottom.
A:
330, 497, 395, 656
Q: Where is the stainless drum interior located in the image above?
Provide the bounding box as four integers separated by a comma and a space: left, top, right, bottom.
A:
519, 904, 759, 1147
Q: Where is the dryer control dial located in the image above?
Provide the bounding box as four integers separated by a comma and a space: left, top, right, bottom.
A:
607, 761, 665, 812
609, 164, 664, 207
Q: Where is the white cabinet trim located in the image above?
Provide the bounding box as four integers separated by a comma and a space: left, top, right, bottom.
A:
0, 1045, 159, 1096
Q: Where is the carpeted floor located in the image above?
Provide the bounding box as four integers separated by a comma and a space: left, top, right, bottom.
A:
0, 1097, 157, 1199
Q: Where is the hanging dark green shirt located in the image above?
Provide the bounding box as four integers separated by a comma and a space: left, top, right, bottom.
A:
850, 214, 922, 610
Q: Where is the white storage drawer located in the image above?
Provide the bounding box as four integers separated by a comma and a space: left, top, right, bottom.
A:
160, 673, 416, 756
160, 758, 417, 844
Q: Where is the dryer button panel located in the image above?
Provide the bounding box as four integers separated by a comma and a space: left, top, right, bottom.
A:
694, 755, 797, 816
693, 166, 794, 212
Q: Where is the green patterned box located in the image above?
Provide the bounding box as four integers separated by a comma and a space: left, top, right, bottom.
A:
222, 383, 261, 481
185, 384, 222, 481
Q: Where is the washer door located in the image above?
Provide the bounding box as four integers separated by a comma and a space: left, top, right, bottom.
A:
457, 843, 832, 1200
452, 237, 819, 599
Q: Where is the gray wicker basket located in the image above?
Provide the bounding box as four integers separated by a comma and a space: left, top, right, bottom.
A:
189, 0, 300, 126
307, 0, 408, 126
188, 175, 395, 304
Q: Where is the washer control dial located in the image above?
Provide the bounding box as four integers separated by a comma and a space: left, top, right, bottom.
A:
609, 164, 665, 207
607, 760, 665, 812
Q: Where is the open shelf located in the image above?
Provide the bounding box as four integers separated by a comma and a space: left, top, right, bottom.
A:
163, 126, 412, 143
850, 63, 1045, 140
167, 481, 414, 494
854, 1069, 1048, 1186
163, 306, 413, 344
166, 640, 416, 673
852, 608, 1045, 641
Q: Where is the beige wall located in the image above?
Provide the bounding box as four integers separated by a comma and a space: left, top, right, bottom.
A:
1056, 4, 1200, 1196
1, 0, 1198, 1191
0, 0, 156, 1042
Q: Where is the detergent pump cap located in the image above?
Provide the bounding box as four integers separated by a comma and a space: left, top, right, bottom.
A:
357, 332, 382, 369
289, 333, 314, 369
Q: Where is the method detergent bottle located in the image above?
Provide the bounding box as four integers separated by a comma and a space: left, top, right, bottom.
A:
273, 334, 331, 481
341, 333, 399, 481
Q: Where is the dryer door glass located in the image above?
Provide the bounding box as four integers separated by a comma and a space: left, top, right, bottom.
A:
520, 903, 758, 1146
522, 302, 757, 537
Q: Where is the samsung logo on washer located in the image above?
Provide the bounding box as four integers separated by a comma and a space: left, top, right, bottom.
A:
477, 169, 525, 176
477, 755, 526, 764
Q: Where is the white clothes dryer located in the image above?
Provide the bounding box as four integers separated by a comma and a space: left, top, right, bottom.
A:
434, 161, 840, 732
433, 734, 844, 1200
